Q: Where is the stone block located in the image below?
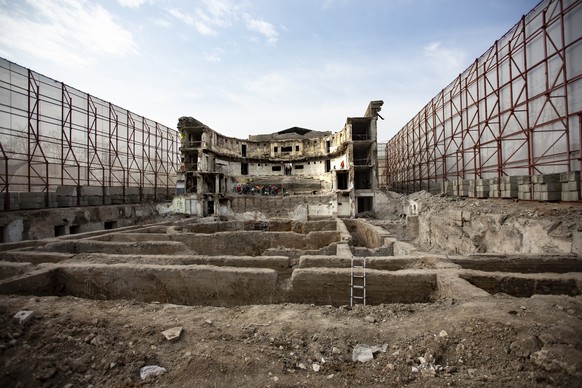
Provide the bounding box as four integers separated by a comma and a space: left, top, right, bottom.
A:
18, 192, 57, 209
57, 196, 78, 207
561, 191, 580, 202
0, 193, 20, 210
562, 181, 580, 192
533, 191, 561, 201
126, 187, 140, 196
518, 191, 532, 200
142, 187, 155, 195
80, 186, 104, 196
532, 173, 561, 184
86, 196, 103, 206
109, 186, 124, 196
13, 310, 34, 325
161, 326, 183, 342
533, 182, 562, 192
56, 185, 78, 196
560, 171, 580, 182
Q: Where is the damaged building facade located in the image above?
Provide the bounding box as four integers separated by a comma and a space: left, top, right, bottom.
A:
173, 100, 384, 218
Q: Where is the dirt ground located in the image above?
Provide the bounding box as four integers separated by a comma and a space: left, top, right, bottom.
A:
1, 193, 581, 387
1, 292, 581, 387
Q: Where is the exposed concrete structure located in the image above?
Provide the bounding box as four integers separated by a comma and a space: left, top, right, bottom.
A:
174, 101, 383, 218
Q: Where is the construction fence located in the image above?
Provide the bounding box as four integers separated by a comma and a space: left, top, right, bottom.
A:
385, 0, 582, 199
0, 57, 179, 211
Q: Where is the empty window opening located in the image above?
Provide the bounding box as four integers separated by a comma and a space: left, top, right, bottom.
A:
294, 165, 304, 170
326, 140, 331, 153
352, 119, 371, 140
207, 201, 214, 215
272, 165, 282, 171
204, 175, 216, 192
0, 226, 4, 243
354, 148, 370, 166
241, 162, 249, 175
325, 160, 331, 172
357, 197, 373, 213
337, 171, 348, 190
54, 225, 66, 237
354, 170, 372, 189
241, 144, 247, 157
274, 146, 278, 152
295, 145, 299, 151
70, 225, 80, 234
281, 146, 292, 153
104, 221, 117, 230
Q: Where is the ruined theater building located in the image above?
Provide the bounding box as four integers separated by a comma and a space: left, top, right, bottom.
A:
173, 100, 384, 218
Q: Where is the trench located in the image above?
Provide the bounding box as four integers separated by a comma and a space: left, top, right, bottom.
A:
0, 217, 580, 307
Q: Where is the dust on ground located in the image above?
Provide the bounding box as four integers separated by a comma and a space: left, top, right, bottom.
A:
1, 192, 582, 387
1, 293, 581, 387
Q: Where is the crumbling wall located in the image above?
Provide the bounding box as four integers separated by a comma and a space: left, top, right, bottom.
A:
0, 204, 160, 243
415, 204, 579, 255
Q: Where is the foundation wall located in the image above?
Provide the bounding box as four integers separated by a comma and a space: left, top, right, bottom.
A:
0, 203, 165, 243
172, 231, 341, 256
289, 268, 437, 305
57, 264, 280, 306
416, 209, 578, 255
343, 219, 392, 249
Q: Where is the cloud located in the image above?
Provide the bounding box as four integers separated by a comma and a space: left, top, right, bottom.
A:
116, 0, 148, 9
151, 18, 171, 28
423, 41, 467, 81
203, 49, 223, 63
167, 8, 195, 26
165, 1, 278, 45
0, 0, 139, 67
245, 17, 278, 45
168, 0, 241, 36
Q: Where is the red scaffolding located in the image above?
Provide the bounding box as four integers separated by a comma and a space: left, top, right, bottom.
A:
385, 0, 582, 196
0, 58, 179, 211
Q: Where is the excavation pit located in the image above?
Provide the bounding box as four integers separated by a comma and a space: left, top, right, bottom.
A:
0, 264, 439, 307
1, 217, 581, 307
460, 273, 581, 298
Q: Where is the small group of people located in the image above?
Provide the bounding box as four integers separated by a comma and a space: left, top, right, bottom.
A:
235, 184, 286, 196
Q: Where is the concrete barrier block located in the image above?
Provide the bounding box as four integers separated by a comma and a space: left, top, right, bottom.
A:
56, 185, 78, 196
560, 171, 580, 182
533, 191, 561, 201
561, 191, 580, 201
532, 173, 561, 184
13, 310, 34, 325
80, 186, 104, 196
109, 186, 124, 196
533, 182, 561, 192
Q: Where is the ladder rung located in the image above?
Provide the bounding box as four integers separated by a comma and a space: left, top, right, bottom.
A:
352, 285, 364, 289
352, 275, 365, 278
352, 296, 365, 299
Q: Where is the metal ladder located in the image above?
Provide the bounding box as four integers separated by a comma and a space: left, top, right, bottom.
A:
350, 256, 367, 307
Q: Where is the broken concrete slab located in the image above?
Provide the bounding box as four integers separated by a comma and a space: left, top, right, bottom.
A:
162, 326, 183, 342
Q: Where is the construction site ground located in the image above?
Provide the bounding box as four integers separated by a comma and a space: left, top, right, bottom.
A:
1, 193, 581, 387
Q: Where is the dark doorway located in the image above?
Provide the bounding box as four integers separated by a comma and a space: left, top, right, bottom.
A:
337, 171, 348, 190
357, 197, 373, 213
54, 225, 66, 237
